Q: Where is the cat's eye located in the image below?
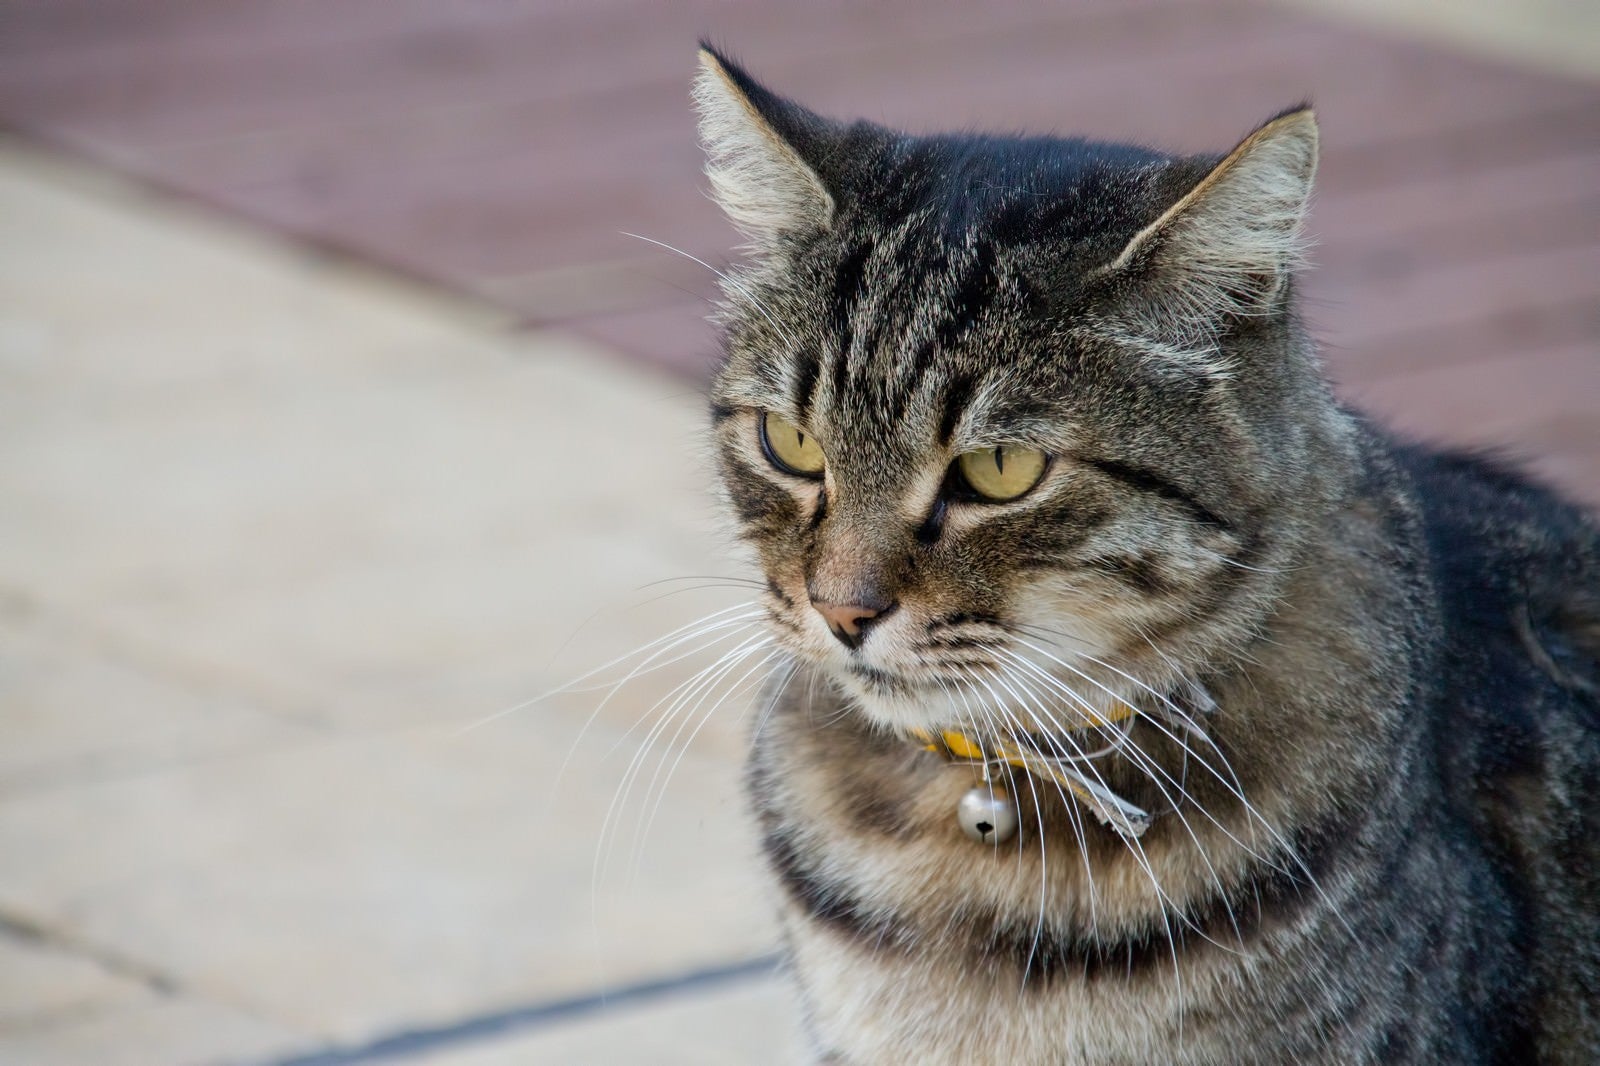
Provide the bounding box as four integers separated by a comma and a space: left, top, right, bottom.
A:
954, 446, 1048, 502
760, 412, 826, 477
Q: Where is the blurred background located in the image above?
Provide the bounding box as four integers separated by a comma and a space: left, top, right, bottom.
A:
0, 1, 1595, 1063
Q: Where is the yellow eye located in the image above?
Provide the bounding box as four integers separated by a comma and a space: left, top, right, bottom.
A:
760, 412, 826, 477
956, 446, 1048, 502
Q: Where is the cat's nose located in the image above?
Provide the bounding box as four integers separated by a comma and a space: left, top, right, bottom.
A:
812, 599, 895, 649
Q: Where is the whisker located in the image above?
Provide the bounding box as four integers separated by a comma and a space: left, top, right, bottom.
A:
950, 668, 1075, 991
1002, 634, 1340, 938
1000, 653, 1249, 953
630, 647, 787, 880
463, 600, 763, 735
556, 609, 766, 788
748, 656, 802, 752
1194, 547, 1302, 574
620, 231, 803, 354
595, 632, 772, 883
979, 666, 1187, 1002
1001, 645, 1285, 876
634, 574, 770, 591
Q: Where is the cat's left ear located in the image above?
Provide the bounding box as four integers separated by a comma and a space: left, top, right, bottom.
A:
694, 44, 836, 244
1103, 107, 1318, 339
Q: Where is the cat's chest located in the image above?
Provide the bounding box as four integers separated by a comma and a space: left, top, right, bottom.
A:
750, 691, 1382, 1065
788, 916, 1253, 1066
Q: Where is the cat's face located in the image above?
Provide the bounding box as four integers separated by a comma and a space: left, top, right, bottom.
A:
699, 49, 1332, 736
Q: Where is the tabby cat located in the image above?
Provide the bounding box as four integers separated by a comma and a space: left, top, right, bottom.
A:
691, 45, 1600, 1064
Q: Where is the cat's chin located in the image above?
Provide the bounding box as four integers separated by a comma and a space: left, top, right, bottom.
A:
814, 654, 1155, 741
823, 663, 1058, 739
839, 683, 959, 736
795, 661, 912, 730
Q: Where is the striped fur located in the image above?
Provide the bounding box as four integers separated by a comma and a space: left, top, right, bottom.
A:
694, 46, 1600, 1064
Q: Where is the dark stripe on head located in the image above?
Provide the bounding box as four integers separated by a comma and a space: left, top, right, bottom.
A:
1116, 526, 1261, 654
721, 449, 797, 529
901, 246, 998, 423
709, 401, 737, 424
792, 354, 822, 426
926, 611, 1005, 631
915, 496, 947, 546
937, 242, 998, 352
1007, 499, 1113, 568
828, 243, 873, 405
937, 370, 976, 447
725, 473, 791, 528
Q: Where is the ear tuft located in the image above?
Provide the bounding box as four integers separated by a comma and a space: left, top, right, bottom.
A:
694, 47, 834, 243
1104, 108, 1319, 342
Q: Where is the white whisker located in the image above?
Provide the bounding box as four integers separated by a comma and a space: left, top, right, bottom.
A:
620, 231, 803, 354
630, 647, 787, 881
595, 632, 771, 887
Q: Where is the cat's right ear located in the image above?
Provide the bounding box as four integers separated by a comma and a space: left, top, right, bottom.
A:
694, 45, 835, 244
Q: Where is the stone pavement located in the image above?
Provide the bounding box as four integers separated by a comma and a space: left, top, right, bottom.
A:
0, 142, 800, 1064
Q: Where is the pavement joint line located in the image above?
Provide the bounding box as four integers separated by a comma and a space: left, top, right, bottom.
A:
0, 909, 182, 999
236, 954, 782, 1066
0, 583, 337, 732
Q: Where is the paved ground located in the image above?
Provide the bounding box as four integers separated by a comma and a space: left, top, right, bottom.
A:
0, 145, 798, 1064
0, 3, 1595, 1064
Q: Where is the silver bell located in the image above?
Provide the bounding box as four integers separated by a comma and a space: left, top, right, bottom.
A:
957, 785, 1018, 844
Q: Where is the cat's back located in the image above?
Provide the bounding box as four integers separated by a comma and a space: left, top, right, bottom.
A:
1397, 441, 1600, 1061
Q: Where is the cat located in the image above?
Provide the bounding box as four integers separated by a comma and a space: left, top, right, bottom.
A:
689, 43, 1600, 1065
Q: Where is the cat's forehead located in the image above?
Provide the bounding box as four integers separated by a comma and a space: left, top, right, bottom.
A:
716, 236, 1080, 454
711, 135, 1225, 465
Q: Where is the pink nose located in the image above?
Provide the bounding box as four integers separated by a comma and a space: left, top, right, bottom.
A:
812, 600, 893, 649
814, 601, 879, 635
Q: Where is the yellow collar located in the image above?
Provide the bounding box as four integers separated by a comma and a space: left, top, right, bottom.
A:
909, 699, 1152, 839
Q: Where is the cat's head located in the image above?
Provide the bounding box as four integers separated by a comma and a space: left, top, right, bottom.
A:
696, 46, 1351, 737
